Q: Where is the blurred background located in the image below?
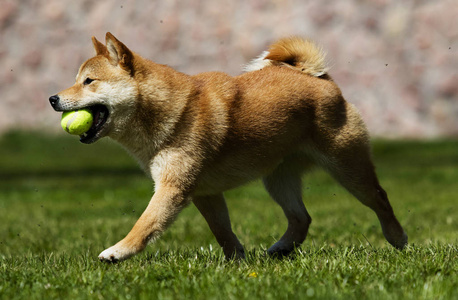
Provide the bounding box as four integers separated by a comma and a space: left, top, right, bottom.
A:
0, 0, 457, 138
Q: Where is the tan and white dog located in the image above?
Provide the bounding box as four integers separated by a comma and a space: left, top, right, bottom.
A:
49, 33, 407, 262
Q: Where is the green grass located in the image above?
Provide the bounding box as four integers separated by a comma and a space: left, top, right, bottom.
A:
0, 131, 456, 299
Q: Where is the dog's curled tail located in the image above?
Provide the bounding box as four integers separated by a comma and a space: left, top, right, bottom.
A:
243, 37, 328, 77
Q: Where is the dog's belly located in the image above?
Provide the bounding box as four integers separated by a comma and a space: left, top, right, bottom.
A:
194, 165, 269, 196
193, 133, 311, 196
195, 156, 280, 195
194, 148, 288, 195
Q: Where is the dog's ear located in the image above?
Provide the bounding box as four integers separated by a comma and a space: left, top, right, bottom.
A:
105, 32, 134, 74
92, 36, 109, 56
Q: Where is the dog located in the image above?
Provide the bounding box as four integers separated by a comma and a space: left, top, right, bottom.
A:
49, 32, 407, 262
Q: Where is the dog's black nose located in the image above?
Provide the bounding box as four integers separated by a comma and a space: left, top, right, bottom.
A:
49, 95, 60, 108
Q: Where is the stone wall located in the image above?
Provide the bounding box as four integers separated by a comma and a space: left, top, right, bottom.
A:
1, 0, 457, 137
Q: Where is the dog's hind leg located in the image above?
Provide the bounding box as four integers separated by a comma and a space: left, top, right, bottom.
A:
262, 157, 312, 256
314, 142, 408, 250
193, 194, 245, 259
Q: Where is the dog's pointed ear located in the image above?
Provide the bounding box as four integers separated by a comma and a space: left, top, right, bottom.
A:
92, 36, 109, 56
105, 32, 134, 73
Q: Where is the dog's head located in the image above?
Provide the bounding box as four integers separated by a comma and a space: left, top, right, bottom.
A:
49, 33, 138, 144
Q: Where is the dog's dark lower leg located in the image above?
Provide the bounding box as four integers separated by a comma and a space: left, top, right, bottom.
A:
193, 194, 245, 259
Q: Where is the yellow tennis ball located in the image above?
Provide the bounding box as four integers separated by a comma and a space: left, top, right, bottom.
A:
61, 109, 93, 135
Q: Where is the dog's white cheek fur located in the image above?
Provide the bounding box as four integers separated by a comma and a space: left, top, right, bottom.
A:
95, 80, 137, 135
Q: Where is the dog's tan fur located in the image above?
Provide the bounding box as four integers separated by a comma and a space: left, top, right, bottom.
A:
50, 33, 407, 262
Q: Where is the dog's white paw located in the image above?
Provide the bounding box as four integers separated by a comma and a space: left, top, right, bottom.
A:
98, 244, 136, 263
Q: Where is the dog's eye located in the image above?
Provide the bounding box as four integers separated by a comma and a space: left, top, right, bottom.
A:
83, 78, 94, 85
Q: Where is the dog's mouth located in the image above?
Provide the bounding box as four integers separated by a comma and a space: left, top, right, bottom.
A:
80, 105, 109, 144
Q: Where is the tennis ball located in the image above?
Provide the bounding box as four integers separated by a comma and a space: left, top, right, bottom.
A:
61, 109, 93, 135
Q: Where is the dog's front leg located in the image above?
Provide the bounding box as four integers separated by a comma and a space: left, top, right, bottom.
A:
193, 194, 245, 259
98, 185, 190, 262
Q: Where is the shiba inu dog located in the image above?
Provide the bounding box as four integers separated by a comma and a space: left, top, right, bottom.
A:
49, 33, 407, 262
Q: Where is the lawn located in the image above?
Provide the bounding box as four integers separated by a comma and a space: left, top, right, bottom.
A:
0, 131, 456, 299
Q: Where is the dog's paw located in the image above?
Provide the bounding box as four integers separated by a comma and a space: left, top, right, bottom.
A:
267, 241, 296, 258
98, 245, 136, 263
389, 231, 408, 250
223, 246, 246, 260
